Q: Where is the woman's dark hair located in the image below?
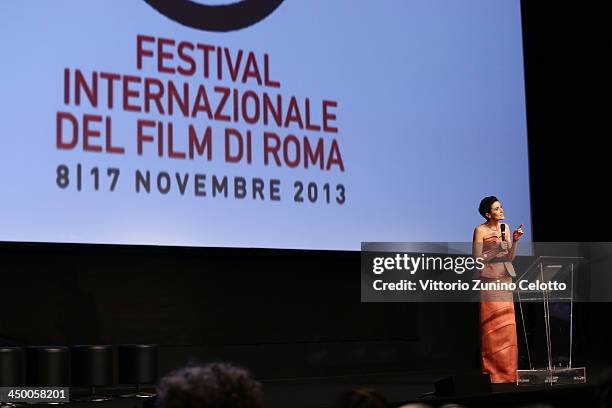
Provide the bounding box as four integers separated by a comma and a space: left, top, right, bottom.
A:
478, 196, 499, 220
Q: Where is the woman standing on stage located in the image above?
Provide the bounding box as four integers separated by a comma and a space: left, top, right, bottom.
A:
472, 196, 524, 383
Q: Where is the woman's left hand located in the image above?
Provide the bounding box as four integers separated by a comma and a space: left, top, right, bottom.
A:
513, 224, 525, 241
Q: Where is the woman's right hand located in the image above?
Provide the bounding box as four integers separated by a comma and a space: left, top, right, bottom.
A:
500, 241, 509, 250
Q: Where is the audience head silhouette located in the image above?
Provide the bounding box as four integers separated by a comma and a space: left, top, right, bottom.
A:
334, 388, 390, 408
156, 362, 263, 408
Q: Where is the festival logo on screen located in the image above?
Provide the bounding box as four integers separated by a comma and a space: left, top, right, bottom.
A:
143, 0, 285, 32
54, 2, 345, 207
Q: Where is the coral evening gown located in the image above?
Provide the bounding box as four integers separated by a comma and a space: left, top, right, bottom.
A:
478, 234, 518, 383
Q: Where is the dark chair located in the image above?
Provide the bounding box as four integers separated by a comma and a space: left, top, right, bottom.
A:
25, 346, 69, 387
118, 344, 158, 397
0, 347, 25, 408
70, 345, 113, 401
0, 347, 25, 386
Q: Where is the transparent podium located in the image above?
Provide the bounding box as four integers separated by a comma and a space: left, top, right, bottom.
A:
515, 256, 586, 385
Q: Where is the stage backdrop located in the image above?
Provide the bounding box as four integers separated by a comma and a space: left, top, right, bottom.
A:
0, 0, 531, 250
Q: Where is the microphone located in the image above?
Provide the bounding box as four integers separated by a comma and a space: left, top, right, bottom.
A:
500, 224, 515, 276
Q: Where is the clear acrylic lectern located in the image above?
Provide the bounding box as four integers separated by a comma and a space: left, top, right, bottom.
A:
515, 256, 586, 385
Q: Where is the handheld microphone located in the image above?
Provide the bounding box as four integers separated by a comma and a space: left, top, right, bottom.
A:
499, 224, 515, 276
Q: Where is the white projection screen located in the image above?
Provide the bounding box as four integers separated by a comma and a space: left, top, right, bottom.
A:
0, 1, 531, 250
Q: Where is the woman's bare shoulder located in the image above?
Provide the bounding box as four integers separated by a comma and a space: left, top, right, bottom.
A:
473, 224, 486, 239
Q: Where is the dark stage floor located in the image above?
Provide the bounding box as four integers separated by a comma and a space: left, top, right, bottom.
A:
261, 369, 602, 408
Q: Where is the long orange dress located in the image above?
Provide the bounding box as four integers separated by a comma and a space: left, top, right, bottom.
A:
478, 234, 518, 383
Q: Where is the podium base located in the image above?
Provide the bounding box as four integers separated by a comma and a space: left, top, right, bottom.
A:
517, 367, 586, 385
